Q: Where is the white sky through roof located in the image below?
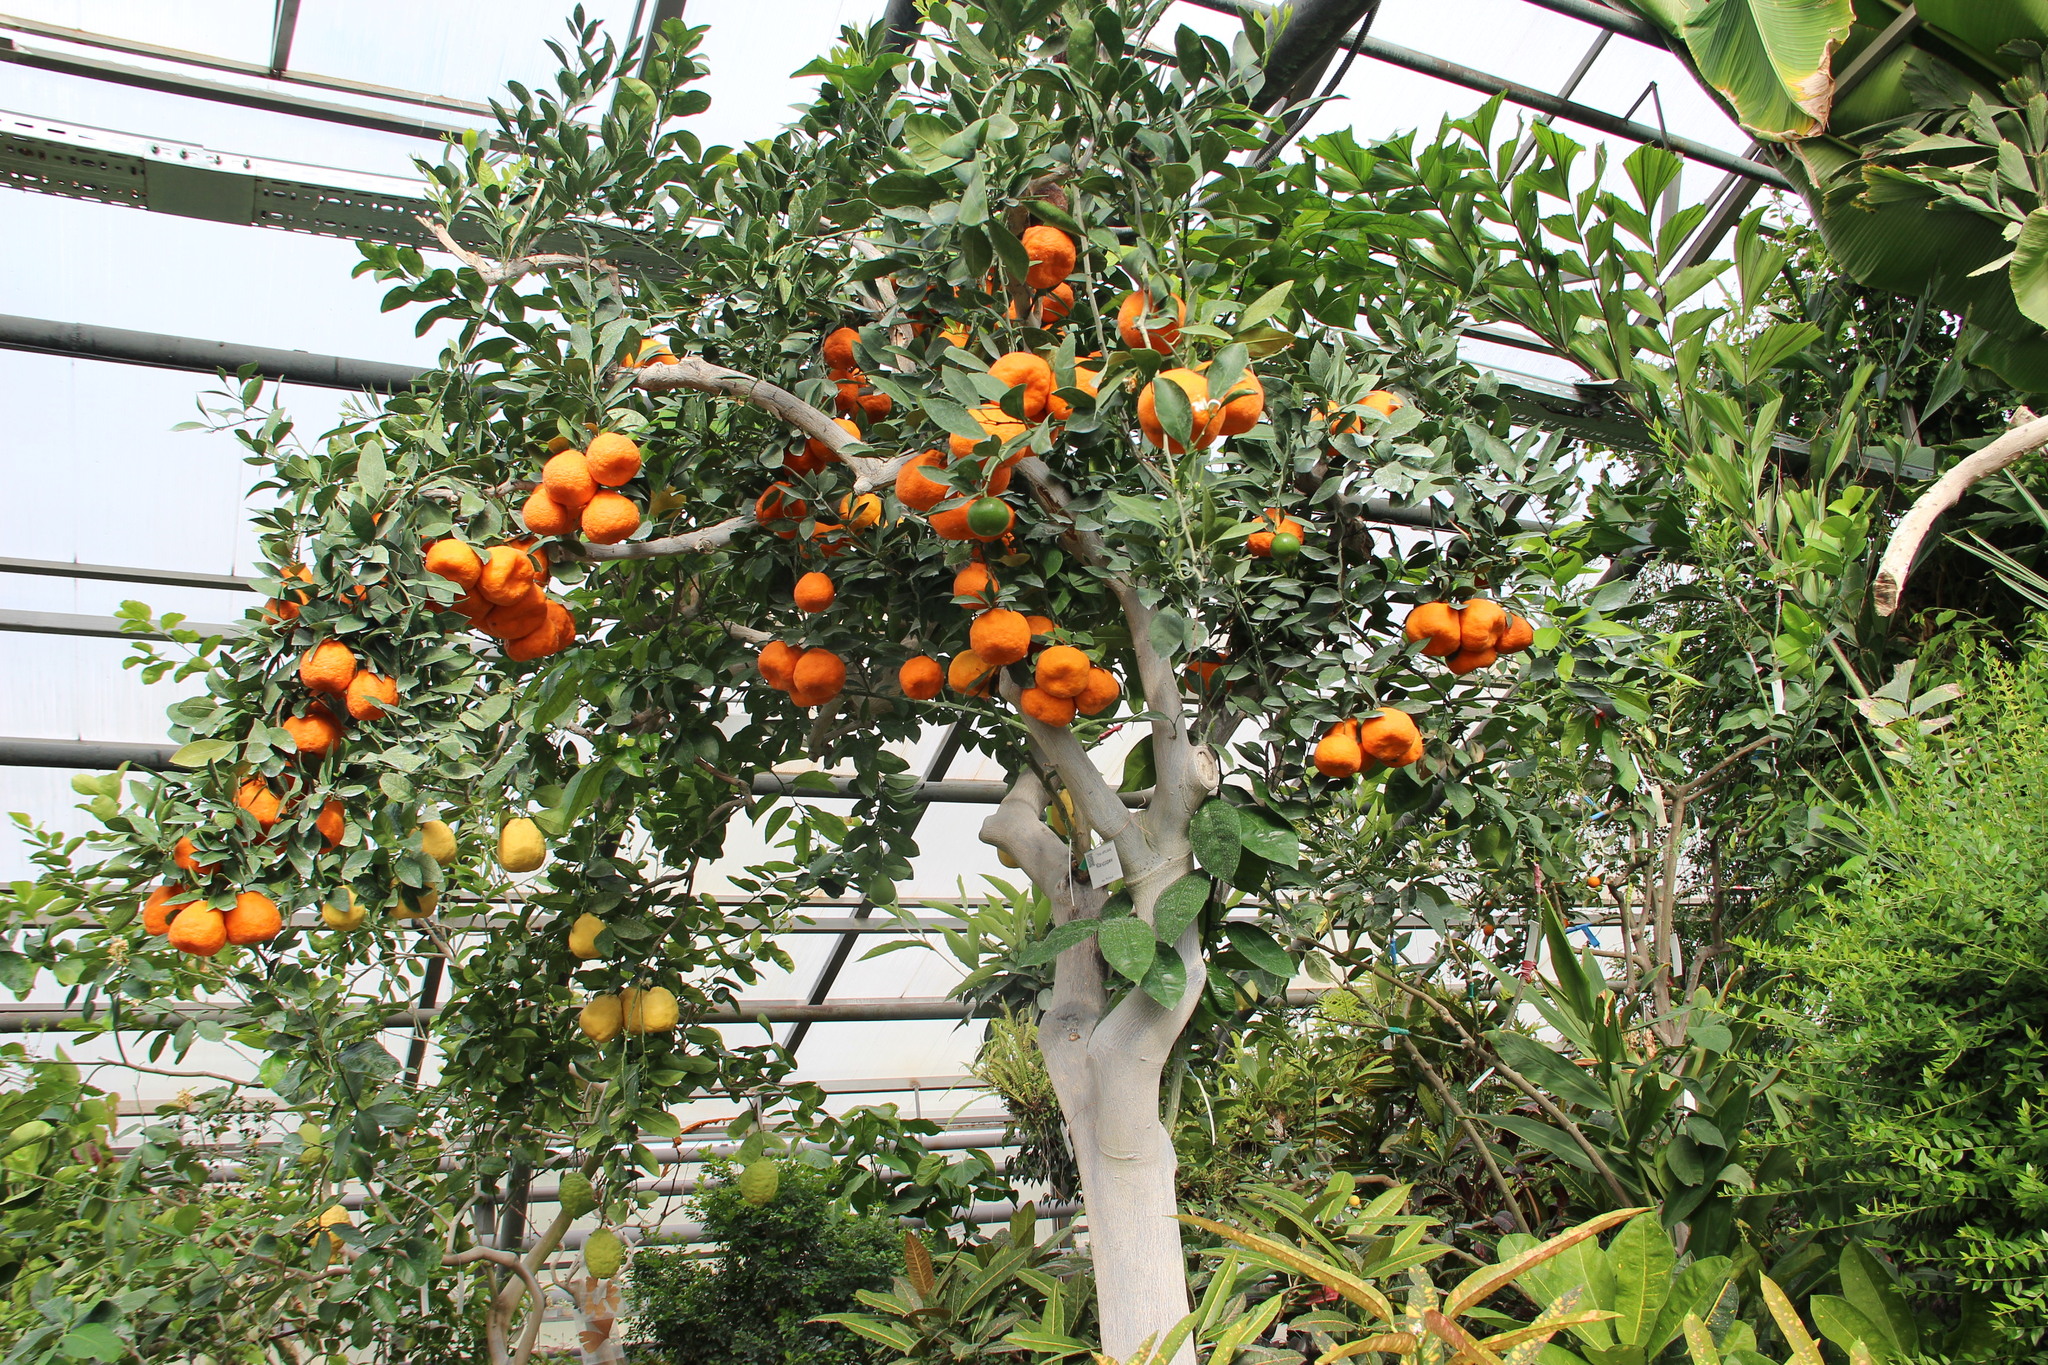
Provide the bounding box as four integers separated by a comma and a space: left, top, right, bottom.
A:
0, 0, 1754, 1107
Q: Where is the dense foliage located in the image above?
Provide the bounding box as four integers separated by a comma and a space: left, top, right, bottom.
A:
629, 1161, 903, 1365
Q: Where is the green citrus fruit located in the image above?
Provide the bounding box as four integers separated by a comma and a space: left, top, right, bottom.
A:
1268, 530, 1302, 559
966, 497, 1013, 539
738, 1159, 780, 1207
559, 1171, 597, 1220
583, 1227, 625, 1279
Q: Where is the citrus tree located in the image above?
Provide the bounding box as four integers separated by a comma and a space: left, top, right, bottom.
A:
0, 2, 1638, 1356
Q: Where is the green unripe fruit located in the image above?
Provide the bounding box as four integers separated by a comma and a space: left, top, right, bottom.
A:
1268, 530, 1302, 559
738, 1159, 780, 1207
966, 497, 1012, 539
559, 1171, 597, 1220
583, 1227, 625, 1279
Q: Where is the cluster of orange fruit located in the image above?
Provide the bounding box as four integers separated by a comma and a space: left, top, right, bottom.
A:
283, 638, 401, 762
424, 538, 578, 661
755, 640, 847, 708
915, 563, 1120, 727
141, 882, 283, 957
1314, 708, 1425, 779
1403, 599, 1535, 676
521, 432, 644, 545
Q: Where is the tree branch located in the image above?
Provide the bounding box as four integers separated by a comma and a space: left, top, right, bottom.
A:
980, 769, 1076, 897
416, 216, 611, 288
569, 513, 754, 561
626, 356, 890, 478
1873, 409, 2048, 615
446, 1244, 549, 1365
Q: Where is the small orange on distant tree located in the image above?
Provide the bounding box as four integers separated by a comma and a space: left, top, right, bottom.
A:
970, 609, 1031, 667
1075, 667, 1120, 716
990, 352, 1055, 420
173, 836, 216, 878
1356, 709, 1421, 766
346, 672, 398, 721
953, 562, 997, 607
316, 799, 345, 848
757, 640, 800, 691
948, 650, 994, 696
1035, 645, 1092, 700
585, 432, 642, 487
521, 488, 577, 537
582, 492, 641, 545
1403, 603, 1461, 658
822, 326, 859, 373
1020, 687, 1077, 727
224, 891, 283, 946
790, 648, 847, 707
237, 779, 282, 830
284, 708, 341, 759
168, 904, 227, 956
1021, 225, 1076, 290
424, 540, 482, 587
1117, 291, 1184, 353
1314, 721, 1363, 779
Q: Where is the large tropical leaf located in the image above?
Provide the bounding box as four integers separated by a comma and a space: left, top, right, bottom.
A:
1678, 0, 1857, 139
1176, 1215, 1396, 1322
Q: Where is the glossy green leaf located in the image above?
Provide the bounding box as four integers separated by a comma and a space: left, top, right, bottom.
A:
1188, 799, 1242, 880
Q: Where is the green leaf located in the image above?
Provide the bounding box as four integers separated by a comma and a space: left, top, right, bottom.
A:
1674, 0, 1854, 140
1837, 1241, 1916, 1353
169, 740, 233, 768
900, 113, 962, 170
1140, 943, 1188, 1007
1097, 916, 1155, 983
1236, 807, 1299, 868
1223, 923, 1296, 978
810, 1315, 918, 1352
1485, 1030, 1612, 1111
920, 393, 994, 442
59, 1324, 126, 1362
1608, 1212, 1676, 1346
1017, 918, 1102, 966
1121, 737, 1156, 792
2011, 207, 2048, 328
868, 172, 948, 207
1811, 1296, 1887, 1361
1151, 368, 1195, 448
1152, 874, 1209, 944
1486, 1113, 1597, 1172
1234, 279, 1294, 333
1188, 800, 1242, 880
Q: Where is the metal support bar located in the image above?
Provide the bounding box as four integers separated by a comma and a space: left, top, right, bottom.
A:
786, 722, 967, 1056
881, 0, 924, 52
267, 0, 302, 78
1511, 0, 1663, 43
0, 36, 479, 143
0, 556, 257, 593
1252, 0, 1379, 112
0, 15, 493, 116
0, 609, 244, 642
1183, 0, 1787, 187
0, 314, 424, 392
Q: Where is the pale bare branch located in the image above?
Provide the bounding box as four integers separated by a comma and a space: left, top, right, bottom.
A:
415, 216, 610, 288
1874, 409, 2048, 615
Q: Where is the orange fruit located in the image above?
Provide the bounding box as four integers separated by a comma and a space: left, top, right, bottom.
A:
1046, 364, 1098, 421
1034, 645, 1092, 699
793, 571, 836, 613
224, 891, 283, 946
478, 545, 539, 605
899, 655, 944, 700
1248, 508, 1304, 558
838, 492, 884, 531
424, 541, 482, 587
1445, 647, 1496, 676
298, 640, 357, 694
970, 609, 1031, 667
836, 382, 893, 422
1213, 372, 1264, 436
1021, 225, 1076, 290
1403, 603, 1461, 658
283, 708, 341, 759
939, 321, 971, 349
822, 326, 859, 372
953, 562, 997, 607
173, 836, 217, 879
754, 483, 806, 538
790, 648, 847, 707
542, 450, 597, 509
1356, 708, 1421, 765
1116, 290, 1184, 352
1396, 733, 1425, 766
1186, 659, 1225, 691
479, 588, 548, 640
1363, 389, 1404, 415
949, 405, 1030, 459
504, 617, 563, 661
948, 650, 993, 696
1011, 282, 1074, 329
168, 904, 227, 956
1137, 368, 1217, 453
521, 487, 577, 537
544, 602, 577, 654
1497, 614, 1535, 654
758, 640, 800, 691
345, 672, 398, 721
316, 799, 345, 848
1314, 721, 1363, 779
1460, 599, 1508, 652
586, 432, 642, 487
990, 352, 1055, 420
1075, 667, 1120, 716
142, 884, 191, 935
1025, 615, 1057, 638
1020, 687, 1077, 727
582, 492, 641, 545
897, 450, 952, 512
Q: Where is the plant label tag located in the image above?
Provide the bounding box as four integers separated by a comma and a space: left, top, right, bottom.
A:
1082, 842, 1123, 886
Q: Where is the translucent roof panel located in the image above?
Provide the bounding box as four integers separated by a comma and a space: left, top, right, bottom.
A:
0, 0, 277, 66
289, 0, 642, 107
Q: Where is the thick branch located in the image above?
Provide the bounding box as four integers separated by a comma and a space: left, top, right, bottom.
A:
416, 216, 608, 288
627, 356, 887, 477
980, 769, 1077, 898
1874, 410, 2048, 615
572, 514, 753, 561
447, 1245, 549, 1365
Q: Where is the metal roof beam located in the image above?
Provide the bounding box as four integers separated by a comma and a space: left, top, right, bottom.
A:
267, 0, 302, 78
0, 313, 423, 392
1251, 0, 1378, 112
1180, 0, 1787, 187
0, 556, 257, 593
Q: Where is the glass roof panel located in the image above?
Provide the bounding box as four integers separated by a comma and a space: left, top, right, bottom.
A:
288, 0, 643, 107
0, 0, 276, 66
685, 0, 890, 150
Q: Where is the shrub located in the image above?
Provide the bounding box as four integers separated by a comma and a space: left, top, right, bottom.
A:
627, 1160, 902, 1365
1754, 646, 2048, 1356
